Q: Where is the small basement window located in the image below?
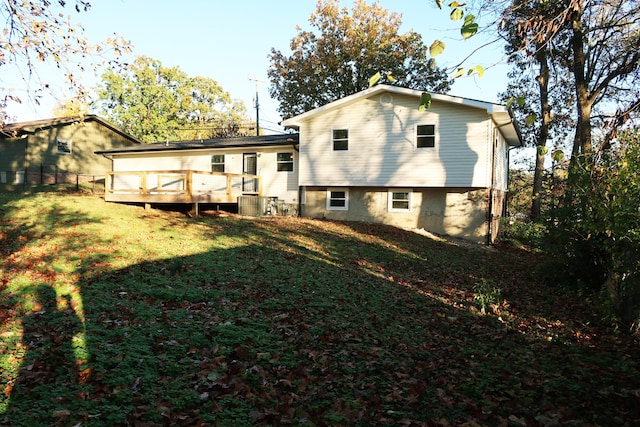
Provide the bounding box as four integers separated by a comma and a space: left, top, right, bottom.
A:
416, 124, 435, 148
211, 154, 225, 172
277, 152, 294, 172
388, 190, 412, 212
332, 129, 349, 151
57, 139, 72, 155
326, 188, 349, 210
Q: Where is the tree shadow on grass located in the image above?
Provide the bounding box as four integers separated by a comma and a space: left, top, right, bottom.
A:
0, 194, 111, 425
2, 207, 639, 426
5, 286, 85, 425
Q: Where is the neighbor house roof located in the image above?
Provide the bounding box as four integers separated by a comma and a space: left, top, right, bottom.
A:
0, 114, 142, 144
281, 84, 523, 147
95, 133, 300, 157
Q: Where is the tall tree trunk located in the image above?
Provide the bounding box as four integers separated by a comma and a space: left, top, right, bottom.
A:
531, 46, 551, 221
569, 7, 593, 174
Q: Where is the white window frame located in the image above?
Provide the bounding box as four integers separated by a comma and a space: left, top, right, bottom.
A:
57, 139, 72, 155
332, 128, 349, 151
211, 154, 225, 172
416, 124, 436, 149
276, 152, 294, 172
388, 189, 412, 212
326, 188, 349, 210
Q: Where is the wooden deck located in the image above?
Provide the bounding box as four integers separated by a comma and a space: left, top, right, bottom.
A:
104, 170, 262, 204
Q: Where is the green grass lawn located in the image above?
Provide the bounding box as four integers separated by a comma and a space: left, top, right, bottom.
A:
1, 191, 639, 426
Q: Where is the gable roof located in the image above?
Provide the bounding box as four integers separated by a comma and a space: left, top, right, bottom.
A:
95, 133, 300, 157
281, 85, 523, 147
1, 114, 142, 144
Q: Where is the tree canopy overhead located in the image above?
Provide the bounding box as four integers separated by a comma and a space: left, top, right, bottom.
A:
0, 0, 130, 122
95, 56, 250, 143
268, 0, 452, 118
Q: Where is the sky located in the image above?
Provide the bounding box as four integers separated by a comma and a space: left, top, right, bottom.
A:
4, 0, 512, 134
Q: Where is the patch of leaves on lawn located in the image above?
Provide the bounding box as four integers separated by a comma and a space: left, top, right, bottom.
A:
1, 193, 639, 426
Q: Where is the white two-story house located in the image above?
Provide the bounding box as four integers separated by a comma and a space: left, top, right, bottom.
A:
281, 85, 522, 244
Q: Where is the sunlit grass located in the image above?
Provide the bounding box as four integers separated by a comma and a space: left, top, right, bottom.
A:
1, 192, 639, 425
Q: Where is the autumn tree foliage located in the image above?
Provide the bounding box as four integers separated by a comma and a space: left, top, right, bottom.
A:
0, 0, 130, 122
95, 56, 250, 143
497, 0, 640, 329
268, 0, 451, 118
501, 0, 640, 170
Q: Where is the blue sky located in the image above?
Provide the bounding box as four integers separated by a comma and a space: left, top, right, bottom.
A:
5, 0, 511, 132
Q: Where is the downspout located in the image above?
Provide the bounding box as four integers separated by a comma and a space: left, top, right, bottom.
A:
487, 128, 497, 245
293, 143, 302, 217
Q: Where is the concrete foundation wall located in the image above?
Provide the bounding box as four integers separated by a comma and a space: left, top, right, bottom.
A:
302, 187, 490, 243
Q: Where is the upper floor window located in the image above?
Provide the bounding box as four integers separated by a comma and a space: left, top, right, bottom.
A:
326, 188, 349, 210
332, 129, 349, 150
211, 154, 225, 172
277, 152, 294, 172
416, 124, 435, 148
57, 139, 72, 155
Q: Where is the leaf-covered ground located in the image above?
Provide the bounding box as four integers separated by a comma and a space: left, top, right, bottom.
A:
1, 192, 639, 426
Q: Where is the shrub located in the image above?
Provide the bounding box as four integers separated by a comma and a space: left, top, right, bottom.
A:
473, 279, 504, 314
546, 131, 640, 333
500, 217, 547, 249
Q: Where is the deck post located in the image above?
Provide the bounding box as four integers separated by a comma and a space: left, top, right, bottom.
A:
105, 173, 112, 197
186, 171, 193, 199
141, 172, 148, 194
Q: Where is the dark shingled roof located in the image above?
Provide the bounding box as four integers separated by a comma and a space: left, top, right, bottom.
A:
95, 133, 299, 155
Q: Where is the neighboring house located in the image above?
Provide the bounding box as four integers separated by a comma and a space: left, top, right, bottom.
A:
95, 134, 301, 205
281, 85, 522, 244
97, 85, 522, 244
0, 115, 140, 185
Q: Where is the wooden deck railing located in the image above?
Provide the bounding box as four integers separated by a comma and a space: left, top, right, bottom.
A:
104, 170, 262, 204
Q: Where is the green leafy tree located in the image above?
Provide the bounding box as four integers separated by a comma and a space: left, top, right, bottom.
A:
52, 98, 90, 118
0, 0, 130, 122
95, 56, 250, 143
548, 130, 640, 331
268, 0, 451, 118
499, 0, 576, 221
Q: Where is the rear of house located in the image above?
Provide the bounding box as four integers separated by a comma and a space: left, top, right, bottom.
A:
95, 85, 520, 244
282, 85, 521, 244
95, 134, 300, 209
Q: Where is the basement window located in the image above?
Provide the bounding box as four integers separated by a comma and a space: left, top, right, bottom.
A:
388, 190, 412, 212
57, 139, 72, 155
326, 188, 349, 210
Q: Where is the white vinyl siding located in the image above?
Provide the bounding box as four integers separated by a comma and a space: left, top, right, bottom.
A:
111, 147, 299, 202
492, 128, 509, 191
298, 93, 492, 188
